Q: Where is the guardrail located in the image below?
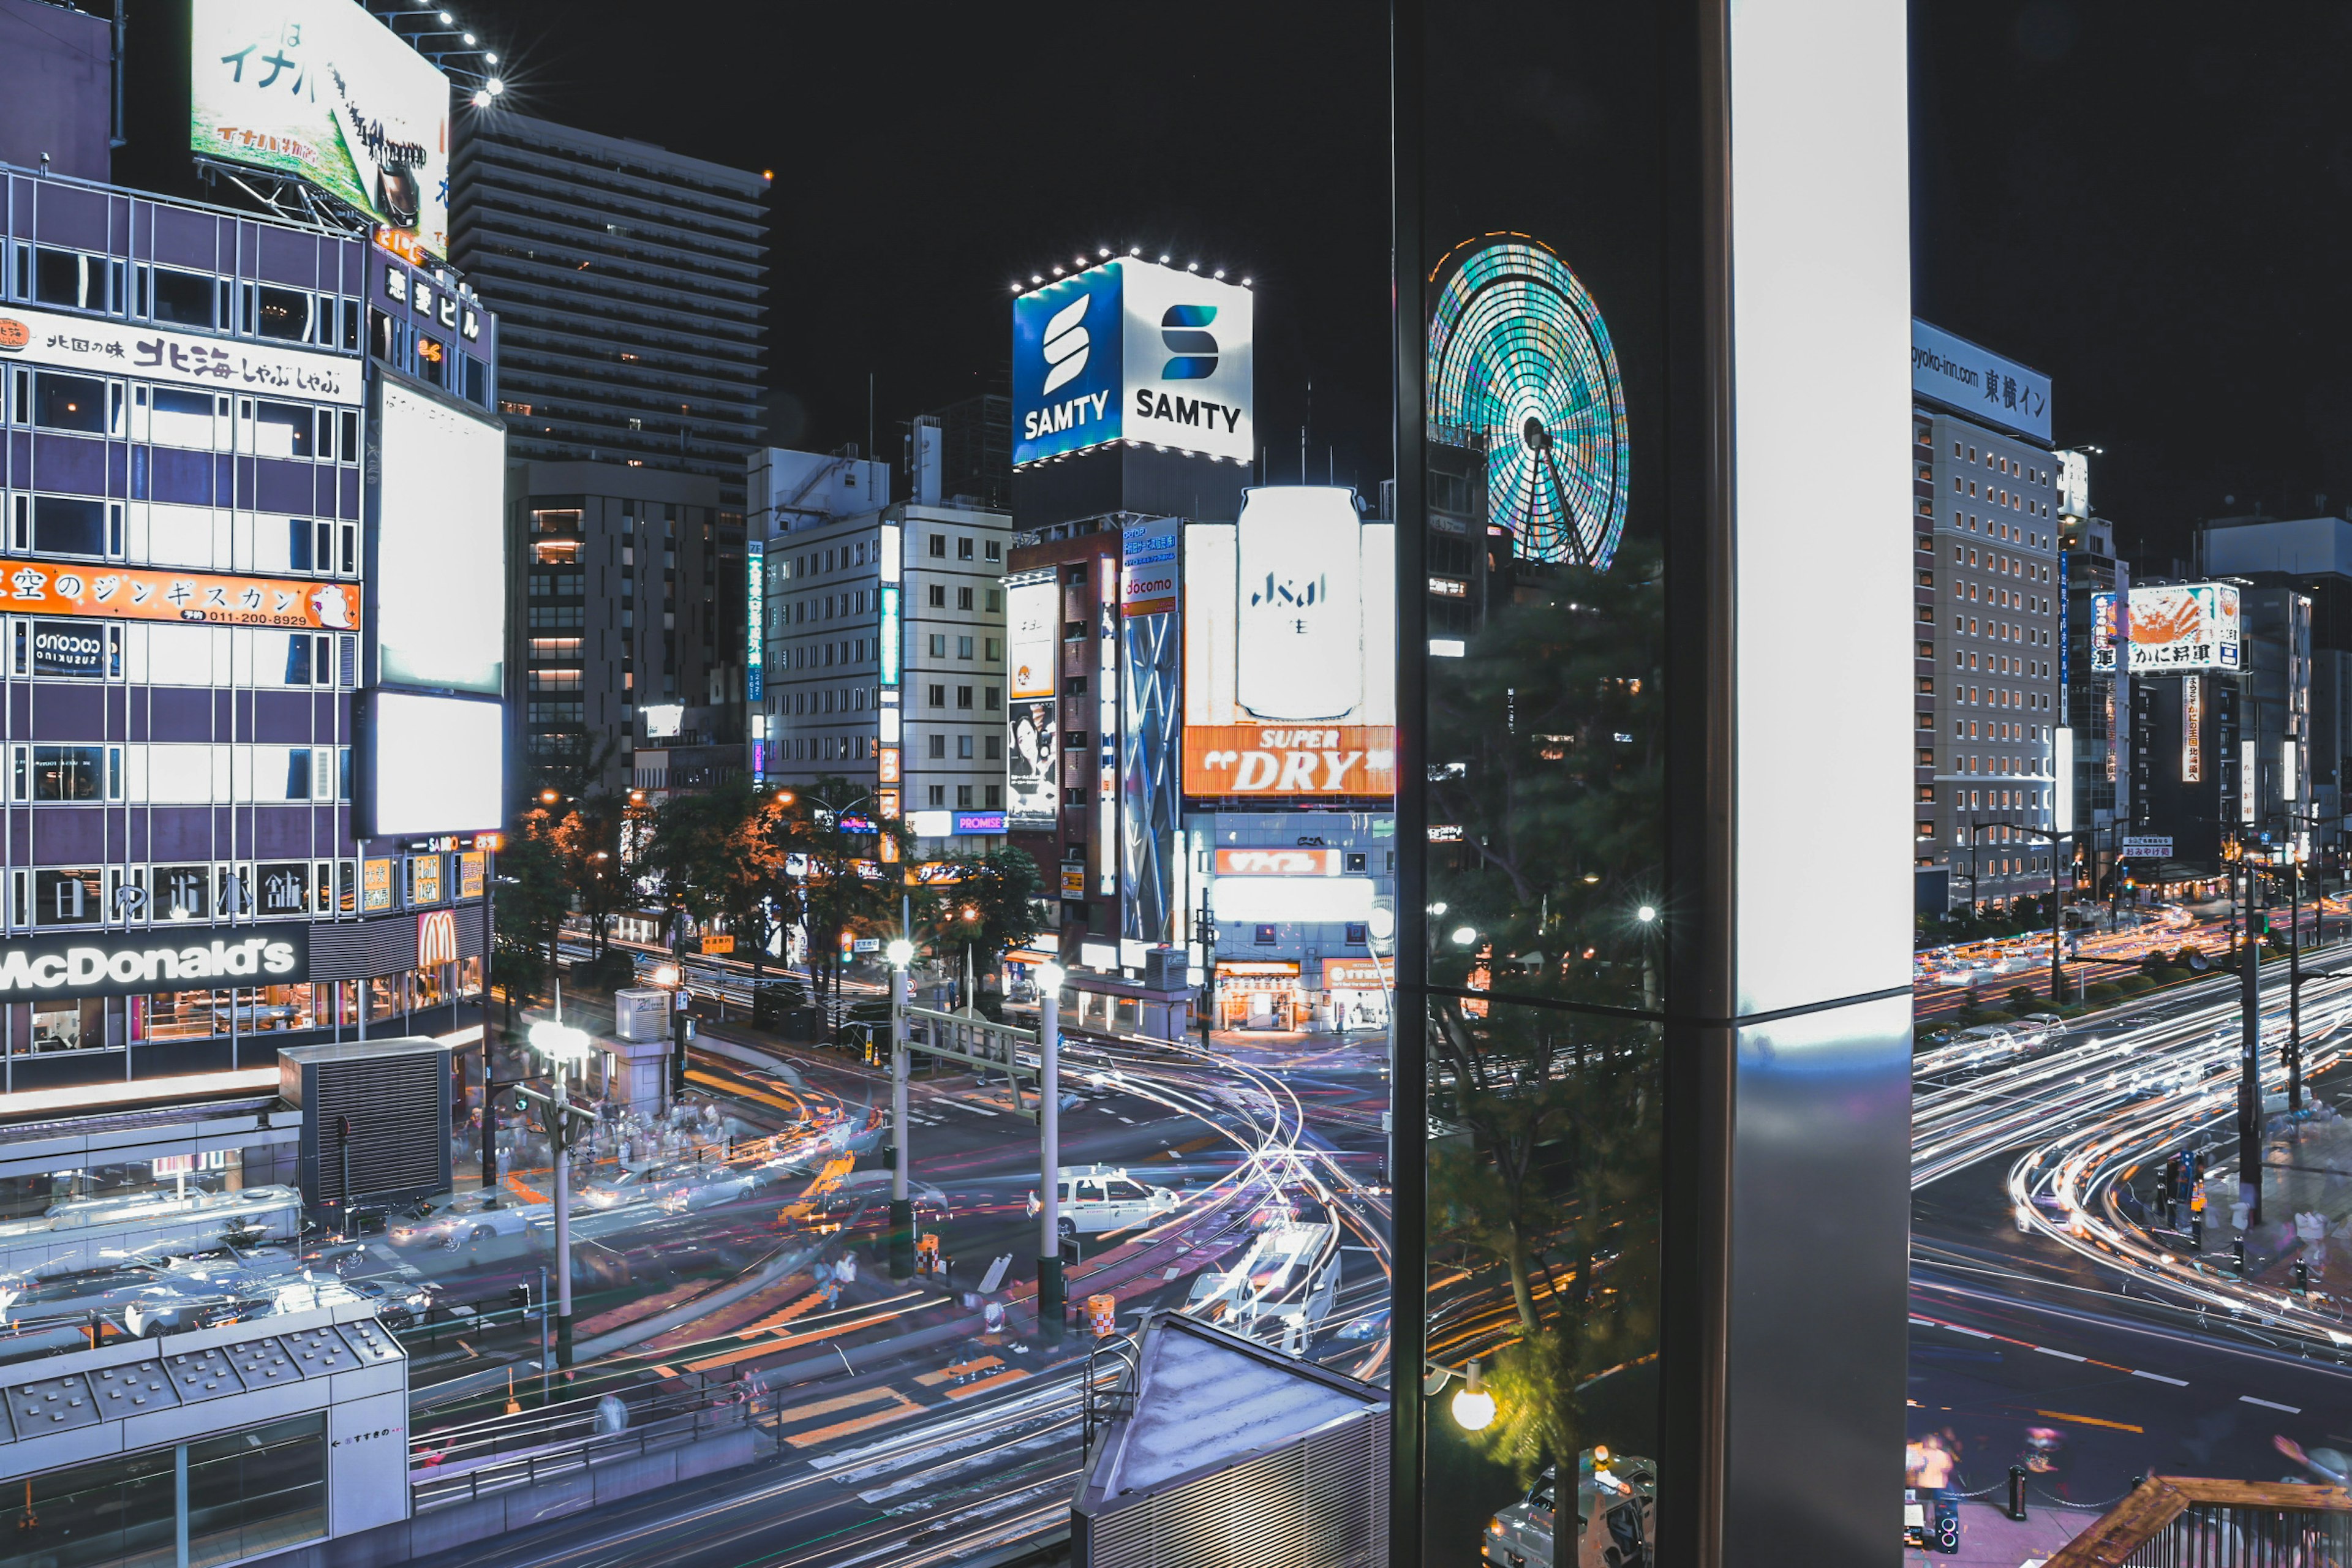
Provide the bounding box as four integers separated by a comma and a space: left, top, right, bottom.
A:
2045, 1477, 2352, 1566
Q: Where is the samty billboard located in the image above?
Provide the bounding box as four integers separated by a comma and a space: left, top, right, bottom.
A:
1182, 488, 1394, 800
1011, 258, 1254, 467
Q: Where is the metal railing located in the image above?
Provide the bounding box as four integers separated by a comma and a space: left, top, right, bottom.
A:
2046, 1478, 2352, 1567
411, 1374, 780, 1510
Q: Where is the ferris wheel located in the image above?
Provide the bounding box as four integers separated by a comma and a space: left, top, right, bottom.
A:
1427, 238, 1630, 570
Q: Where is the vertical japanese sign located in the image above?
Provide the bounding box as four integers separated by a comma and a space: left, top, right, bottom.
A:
746, 541, 765, 704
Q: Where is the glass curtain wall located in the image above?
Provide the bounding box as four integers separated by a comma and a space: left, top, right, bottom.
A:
1398, 6, 1673, 1561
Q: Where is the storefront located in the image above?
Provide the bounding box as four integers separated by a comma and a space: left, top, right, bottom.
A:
1215, 960, 1305, 1031
1318, 957, 1391, 1033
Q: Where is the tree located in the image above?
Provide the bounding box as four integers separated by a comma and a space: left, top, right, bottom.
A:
493, 805, 570, 1026
766, 777, 913, 1020
1422, 543, 1666, 1482
923, 848, 1043, 1011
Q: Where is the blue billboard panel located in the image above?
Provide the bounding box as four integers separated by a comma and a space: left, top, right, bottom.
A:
1911, 319, 2050, 443
1012, 267, 1125, 466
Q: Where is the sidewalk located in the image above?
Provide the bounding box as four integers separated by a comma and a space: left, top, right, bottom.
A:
1906, 1500, 2089, 1565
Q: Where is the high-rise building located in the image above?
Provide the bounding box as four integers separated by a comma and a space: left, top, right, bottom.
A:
2203, 513, 2352, 855
1912, 321, 2065, 916
506, 462, 745, 797
0, 164, 502, 1093
749, 443, 1011, 853
2057, 449, 2131, 894
451, 113, 767, 507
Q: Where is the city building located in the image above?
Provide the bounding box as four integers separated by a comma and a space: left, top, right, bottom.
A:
2122, 578, 2309, 877
0, 164, 502, 1096
1911, 321, 2064, 914
2057, 449, 2132, 894
750, 440, 1012, 850
2203, 512, 2352, 858
507, 461, 745, 796
450, 112, 767, 507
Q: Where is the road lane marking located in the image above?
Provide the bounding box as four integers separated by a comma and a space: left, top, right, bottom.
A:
2242, 1395, 2301, 1412
2034, 1347, 2089, 1362
2132, 1370, 2189, 1386
917, 1355, 1005, 1387
2034, 1409, 2144, 1433
781, 1389, 926, 1448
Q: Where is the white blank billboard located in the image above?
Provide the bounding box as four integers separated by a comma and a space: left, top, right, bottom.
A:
371, 692, 501, 835
376, 380, 505, 695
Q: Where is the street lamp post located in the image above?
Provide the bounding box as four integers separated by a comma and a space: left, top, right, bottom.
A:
1035, 960, 1066, 1336
522, 1020, 596, 1368
1364, 906, 1396, 1033
886, 936, 916, 1281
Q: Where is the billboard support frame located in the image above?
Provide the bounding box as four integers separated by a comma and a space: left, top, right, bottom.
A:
194, 156, 372, 244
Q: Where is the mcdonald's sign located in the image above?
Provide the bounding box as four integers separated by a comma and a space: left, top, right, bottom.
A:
418, 908, 459, 967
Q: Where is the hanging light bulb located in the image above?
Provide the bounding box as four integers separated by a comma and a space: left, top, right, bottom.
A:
1451, 1360, 1496, 1431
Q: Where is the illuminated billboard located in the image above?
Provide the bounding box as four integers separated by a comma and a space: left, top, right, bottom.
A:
0, 562, 356, 631
2089, 583, 2240, 673
1007, 577, 1058, 701
1008, 697, 1059, 828
190, 0, 453, 260
1011, 258, 1255, 467
1183, 488, 1395, 799
745, 541, 764, 703
372, 377, 505, 695
368, 690, 500, 835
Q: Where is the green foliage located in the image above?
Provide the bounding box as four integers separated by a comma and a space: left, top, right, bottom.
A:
492, 810, 568, 1007
2007, 985, 2038, 1008
1462, 1332, 1575, 1489
2086, 981, 2122, 1001
920, 847, 1044, 984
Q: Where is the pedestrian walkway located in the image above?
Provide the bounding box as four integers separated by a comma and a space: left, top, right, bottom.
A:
1905, 1500, 2086, 1565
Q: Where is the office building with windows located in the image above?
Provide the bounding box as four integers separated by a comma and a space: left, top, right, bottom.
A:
750, 443, 1010, 848
2058, 452, 2133, 892
1912, 322, 2064, 914
0, 166, 499, 1095
451, 111, 767, 507
508, 461, 744, 797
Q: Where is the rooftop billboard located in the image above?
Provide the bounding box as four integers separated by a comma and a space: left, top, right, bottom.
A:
2089, 583, 2241, 673
1912, 319, 2051, 445
1012, 258, 1254, 467
191, 0, 453, 260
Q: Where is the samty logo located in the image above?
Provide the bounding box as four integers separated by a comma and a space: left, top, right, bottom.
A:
0, 318, 27, 353
1161, 305, 1218, 380
1040, 296, 1091, 396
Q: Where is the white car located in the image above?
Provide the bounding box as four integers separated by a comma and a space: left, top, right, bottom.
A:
657, 1165, 775, 1215
388, 1193, 551, 1250
1028, 1164, 1178, 1241
579, 1164, 699, 1212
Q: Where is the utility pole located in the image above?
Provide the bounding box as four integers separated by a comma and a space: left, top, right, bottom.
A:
521, 1022, 596, 1368
887, 936, 914, 1280
2237, 841, 2263, 1227
1035, 960, 1066, 1336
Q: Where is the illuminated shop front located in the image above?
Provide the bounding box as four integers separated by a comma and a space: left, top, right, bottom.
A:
1213, 960, 1304, 1031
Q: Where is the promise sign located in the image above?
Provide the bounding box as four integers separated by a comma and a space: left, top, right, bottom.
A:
0, 927, 307, 1000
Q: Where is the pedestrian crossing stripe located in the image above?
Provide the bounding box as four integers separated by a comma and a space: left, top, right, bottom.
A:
944, 1368, 1030, 1400
774, 1385, 926, 1448
916, 1355, 1003, 1387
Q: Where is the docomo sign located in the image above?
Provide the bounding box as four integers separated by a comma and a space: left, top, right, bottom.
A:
0, 927, 306, 1000
1214, 848, 1342, 877
1185, 726, 1395, 797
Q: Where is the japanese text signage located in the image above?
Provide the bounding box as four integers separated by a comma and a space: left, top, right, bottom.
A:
190, 0, 453, 260
746, 541, 765, 703
457, 851, 483, 900
408, 855, 442, 906
0, 304, 360, 405
0, 562, 359, 631
1121, 518, 1179, 617
360, 857, 394, 913
2089, 583, 2241, 673
1215, 848, 1342, 877
1910, 319, 2051, 444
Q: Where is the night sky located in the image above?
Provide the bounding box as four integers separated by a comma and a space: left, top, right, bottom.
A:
111, 2, 2352, 564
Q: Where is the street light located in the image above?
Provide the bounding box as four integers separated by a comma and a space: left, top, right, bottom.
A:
524, 1021, 594, 1367
1450, 925, 1477, 946
1035, 961, 1066, 1336
888, 935, 916, 1280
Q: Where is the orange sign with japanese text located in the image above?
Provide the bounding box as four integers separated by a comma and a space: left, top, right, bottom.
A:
1182, 725, 1395, 798
0, 561, 360, 631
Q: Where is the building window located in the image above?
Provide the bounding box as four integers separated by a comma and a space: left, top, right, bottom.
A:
957, 587, 974, 611
956, 685, 973, 710
986, 785, 1001, 808
929, 584, 947, 608
930, 535, 946, 557
957, 636, 974, 659
984, 686, 1000, 711
1254, 925, 1278, 946
957, 537, 974, 560
986, 540, 1002, 561
957, 785, 974, 807
927, 785, 946, 807
985, 734, 1001, 761
927, 684, 945, 708
928, 734, 946, 759
956, 734, 973, 760
929, 634, 946, 657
